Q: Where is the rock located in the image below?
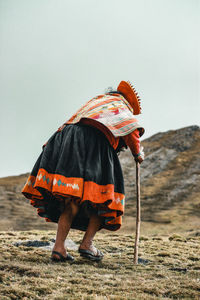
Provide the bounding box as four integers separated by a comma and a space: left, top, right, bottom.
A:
14, 239, 79, 251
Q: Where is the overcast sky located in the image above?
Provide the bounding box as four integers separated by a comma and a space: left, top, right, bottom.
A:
0, 0, 199, 177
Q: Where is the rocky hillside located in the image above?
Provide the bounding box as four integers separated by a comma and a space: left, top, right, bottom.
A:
120, 125, 200, 233
0, 125, 200, 233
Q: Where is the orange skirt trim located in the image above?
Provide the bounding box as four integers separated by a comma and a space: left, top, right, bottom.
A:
82, 181, 124, 211
22, 168, 84, 199
22, 168, 125, 229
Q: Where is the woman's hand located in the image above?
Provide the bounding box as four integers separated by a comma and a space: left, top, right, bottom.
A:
134, 147, 144, 164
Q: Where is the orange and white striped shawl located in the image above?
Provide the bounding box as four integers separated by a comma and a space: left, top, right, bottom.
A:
65, 94, 144, 137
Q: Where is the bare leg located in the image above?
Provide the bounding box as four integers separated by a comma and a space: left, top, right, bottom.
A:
52, 199, 79, 259
79, 214, 102, 255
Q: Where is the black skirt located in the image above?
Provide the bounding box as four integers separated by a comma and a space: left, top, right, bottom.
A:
22, 123, 125, 231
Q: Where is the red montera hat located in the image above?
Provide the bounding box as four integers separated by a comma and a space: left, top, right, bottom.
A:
117, 80, 142, 115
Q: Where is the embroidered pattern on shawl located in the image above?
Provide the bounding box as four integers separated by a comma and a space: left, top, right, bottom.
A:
66, 94, 144, 137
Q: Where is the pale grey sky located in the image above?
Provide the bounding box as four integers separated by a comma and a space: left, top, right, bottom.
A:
0, 0, 199, 177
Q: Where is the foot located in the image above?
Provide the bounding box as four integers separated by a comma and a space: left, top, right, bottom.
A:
51, 250, 74, 262
79, 244, 99, 255
52, 246, 67, 260
79, 244, 103, 261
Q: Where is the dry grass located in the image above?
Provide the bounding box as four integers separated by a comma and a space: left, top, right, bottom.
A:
0, 230, 200, 299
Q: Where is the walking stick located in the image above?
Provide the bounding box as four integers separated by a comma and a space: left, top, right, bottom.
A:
134, 161, 141, 264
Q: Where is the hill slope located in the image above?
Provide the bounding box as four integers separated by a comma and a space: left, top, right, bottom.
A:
0, 125, 199, 234
120, 125, 200, 233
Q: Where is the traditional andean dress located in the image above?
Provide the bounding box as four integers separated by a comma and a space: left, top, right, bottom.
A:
22, 93, 144, 231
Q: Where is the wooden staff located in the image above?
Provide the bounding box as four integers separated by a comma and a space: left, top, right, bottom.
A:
134, 161, 141, 264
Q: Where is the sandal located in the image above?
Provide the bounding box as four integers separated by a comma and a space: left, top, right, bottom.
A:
51, 250, 74, 262
79, 248, 104, 262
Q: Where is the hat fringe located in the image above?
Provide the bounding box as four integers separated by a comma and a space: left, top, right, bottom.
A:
117, 80, 142, 115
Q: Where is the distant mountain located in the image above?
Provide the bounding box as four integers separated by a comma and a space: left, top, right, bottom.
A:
120, 125, 200, 232
0, 173, 57, 231
0, 125, 199, 233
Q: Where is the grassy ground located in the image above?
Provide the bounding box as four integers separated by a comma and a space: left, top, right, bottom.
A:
0, 230, 199, 299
